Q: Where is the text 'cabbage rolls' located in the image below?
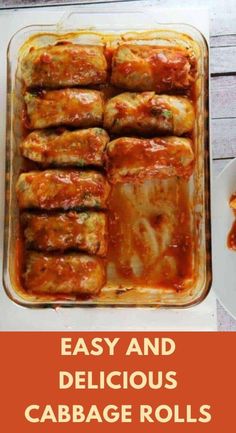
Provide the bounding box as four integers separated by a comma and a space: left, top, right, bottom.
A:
21, 44, 108, 88
16, 170, 110, 210
23, 252, 106, 295
106, 136, 194, 183
20, 128, 109, 167
21, 211, 108, 256
111, 45, 197, 92
104, 92, 194, 136
25, 89, 104, 129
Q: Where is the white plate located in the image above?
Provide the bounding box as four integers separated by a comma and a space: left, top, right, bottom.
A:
213, 158, 236, 319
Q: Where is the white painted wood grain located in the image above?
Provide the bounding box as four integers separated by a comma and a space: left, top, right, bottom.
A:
211, 46, 236, 74
212, 119, 236, 158
211, 76, 236, 119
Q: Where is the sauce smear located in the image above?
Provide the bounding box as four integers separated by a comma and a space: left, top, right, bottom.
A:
228, 220, 236, 250
228, 193, 236, 250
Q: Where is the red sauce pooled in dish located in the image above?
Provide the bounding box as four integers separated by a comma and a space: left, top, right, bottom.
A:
107, 180, 194, 291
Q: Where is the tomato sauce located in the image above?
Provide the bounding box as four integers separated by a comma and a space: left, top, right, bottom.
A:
27, 171, 108, 210
106, 137, 194, 182
112, 45, 197, 93
228, 194, 236, 250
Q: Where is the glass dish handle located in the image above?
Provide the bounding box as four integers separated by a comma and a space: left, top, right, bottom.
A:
57, 7, 159, 31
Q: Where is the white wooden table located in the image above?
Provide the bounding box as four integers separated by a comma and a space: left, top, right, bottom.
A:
0, 0, 235, 330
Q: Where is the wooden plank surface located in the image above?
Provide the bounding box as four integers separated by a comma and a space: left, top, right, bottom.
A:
212, 119, 236, 159
211, 46, 236, 74
212, 76, 236, 118
0, 0, 140, 7
211, 34, 236, 48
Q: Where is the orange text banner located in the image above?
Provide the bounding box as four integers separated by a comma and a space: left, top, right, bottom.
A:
0, 332, 235, 432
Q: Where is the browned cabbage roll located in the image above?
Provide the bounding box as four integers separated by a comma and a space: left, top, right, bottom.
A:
104, 92, 194, 136
21, 211, 108, 256
106, 136, 194, 183
23, 252, 105, 295
111, 45, 197, 92
21, 44, 108, 88
16, 170, 110, 210
25, 89, 104, 129
20, 128, 109, 167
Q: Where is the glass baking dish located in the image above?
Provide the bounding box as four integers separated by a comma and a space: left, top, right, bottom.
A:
3, 9, 211, 308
